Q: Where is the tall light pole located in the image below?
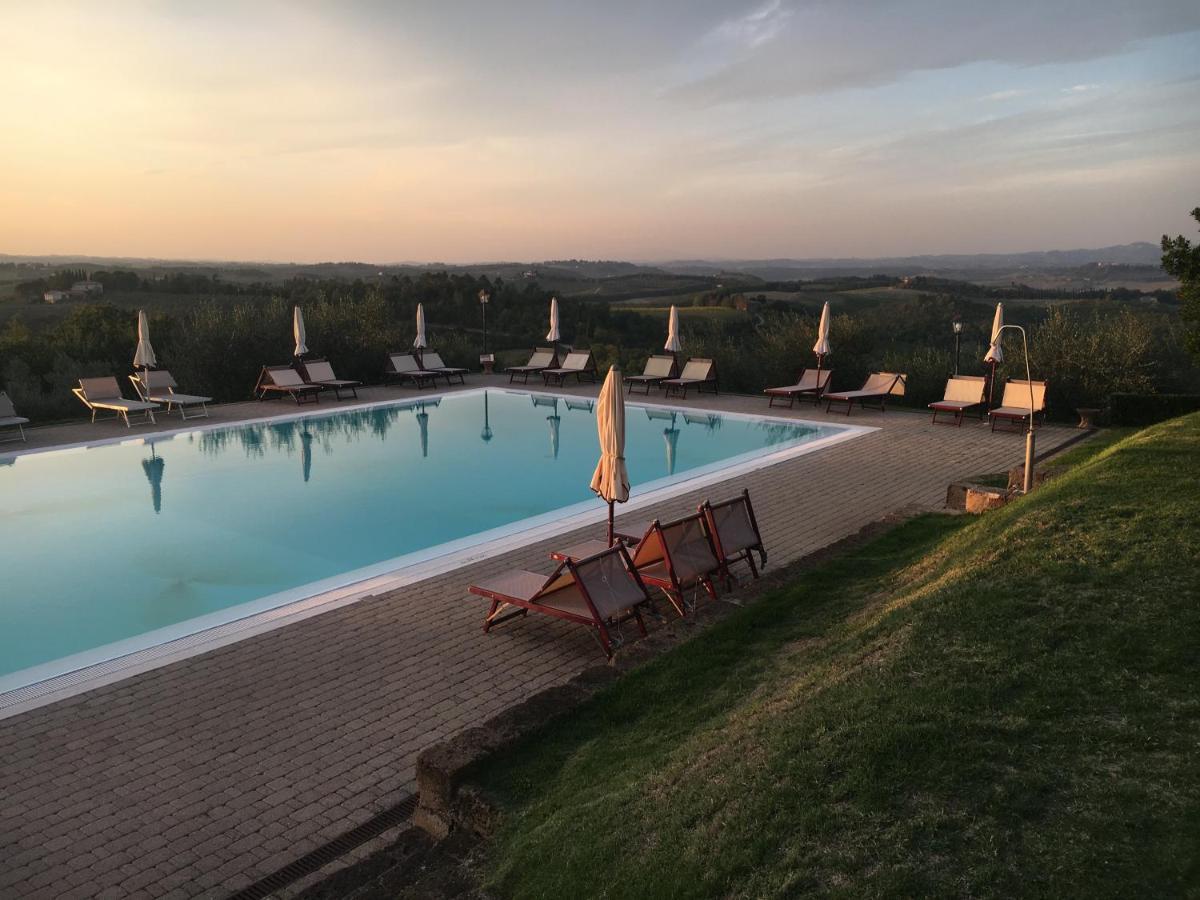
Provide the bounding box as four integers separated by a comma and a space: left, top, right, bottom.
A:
478, 289, 491, 373
996, 323, 1038, 494
952, 315, 963, 376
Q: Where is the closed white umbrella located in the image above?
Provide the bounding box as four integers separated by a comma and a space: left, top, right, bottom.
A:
133, 309, 157, 397
813, 301, 831, 399
546, 297, 560, 343
293, 306, 308, 358
590, 365, 629, 545
984, 302, 1004, 408
413, 303, 427, 350
664, 304, 682, 353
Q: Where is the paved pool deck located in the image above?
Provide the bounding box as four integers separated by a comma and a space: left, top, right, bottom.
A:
0, 378, 1082, 898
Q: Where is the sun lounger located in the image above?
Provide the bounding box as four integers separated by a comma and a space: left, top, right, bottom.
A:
700, 489, 767, 586
384, 352, 442, 389
508, 347, 558, 384
624, 355, 677, 395
470, 545, 651, 658
990, 379, 1047, 432
72, 377, 159, 427
130, 370, 212, 420
824, 372, 906, 415
661, 358, 718, 399
419, 351, 468, 386
929, 375, 987, 426
255, 365, 323, 404
541, 350, 599, 386
0, 391, 30, 443
765, 368, 833, 408
301, 358, 361, 400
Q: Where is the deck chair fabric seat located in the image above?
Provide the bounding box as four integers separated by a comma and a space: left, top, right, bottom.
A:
508, 347, 558, 384
470, 545, 651, 658
255, 365, 322, 404
72, 377, 159, 427
301, 359, 360, 400
541, 350, 599, 386
0, 391, 30, 442
929, 375, 987, 426
765, 368, 833, 408
384, 353, 443, 389
420, 351, 468, 385
130, 370, 212, 420
701, 489, 767, 586
824, 372, 906, 415
625, 513, 722, 616
661, 358, 718, 398
624, 355, 677, 394
990, 379, 1048, 431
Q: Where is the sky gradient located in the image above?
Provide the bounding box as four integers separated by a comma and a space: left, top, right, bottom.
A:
3, 1, 1199, 263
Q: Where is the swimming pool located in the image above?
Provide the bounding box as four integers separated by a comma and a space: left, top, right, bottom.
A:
0, 389, 869, 696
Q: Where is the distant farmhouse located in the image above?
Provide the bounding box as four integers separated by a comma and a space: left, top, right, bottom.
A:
42, 289, 70, 304
44, 278, 103, 304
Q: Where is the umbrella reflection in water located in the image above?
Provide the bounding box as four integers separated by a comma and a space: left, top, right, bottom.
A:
142, 443, 165, 514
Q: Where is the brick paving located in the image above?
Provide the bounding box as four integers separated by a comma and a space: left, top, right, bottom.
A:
0, 378, 1079, 898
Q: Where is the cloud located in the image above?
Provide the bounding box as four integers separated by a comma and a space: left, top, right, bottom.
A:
707, 0, 793, 50
981, 89, 1030, 101
1063, 83, 1101, 93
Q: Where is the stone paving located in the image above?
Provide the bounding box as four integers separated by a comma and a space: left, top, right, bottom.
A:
0, 378, 1079, 898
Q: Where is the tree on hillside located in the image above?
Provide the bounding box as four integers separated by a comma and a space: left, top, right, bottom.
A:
1161, 206, 1200, 360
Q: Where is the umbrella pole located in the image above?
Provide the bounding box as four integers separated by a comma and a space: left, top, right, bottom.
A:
814, 354, 824, 404
607, 500, 614, 547
987, 360, 997, 409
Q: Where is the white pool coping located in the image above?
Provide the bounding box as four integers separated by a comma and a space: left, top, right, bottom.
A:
0, 388, 874, 718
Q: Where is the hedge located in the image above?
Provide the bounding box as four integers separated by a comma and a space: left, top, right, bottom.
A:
1109, 393, 1200, 426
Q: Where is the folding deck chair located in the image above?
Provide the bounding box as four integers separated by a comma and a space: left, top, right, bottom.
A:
661, 358, 718, 399
624, 355, 677, 394
928, 375, 987, 426
990, 379, 1047, 432
384, 352, 443, 389
507, 347, 558, 384
72, 377, 160, 427
419, 351, 468, 385
0, 391, 30, 443
130, 370, 212, 420
765, 368, 833, 408
823, 372, 906, 415
469, 544, 652, 658
300, 358, 361, 400
541, 350, 599, 386
700, 489, 767, 587
255, 365, 323, 404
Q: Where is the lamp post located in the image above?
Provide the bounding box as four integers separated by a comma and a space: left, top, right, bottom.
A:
996, 323, 1038, 494
478, 289, 491, 373
952, 316, 963, 376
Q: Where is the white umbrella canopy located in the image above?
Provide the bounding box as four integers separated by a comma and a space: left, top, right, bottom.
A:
664, 304, 682, 352
133, 309, 157, 369
812, 301, 831, 357
413, 303, 427, 349
546, 297, 561, 343
984, 302, 1005, 363
293, 306, 308, 357
590, 365, 629, 544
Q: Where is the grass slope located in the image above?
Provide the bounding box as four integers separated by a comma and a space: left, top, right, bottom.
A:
471, 416, 1200, 898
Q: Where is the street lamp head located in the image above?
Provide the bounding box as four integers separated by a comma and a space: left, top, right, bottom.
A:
952, 317, 963, 334
478, 290, 490, 304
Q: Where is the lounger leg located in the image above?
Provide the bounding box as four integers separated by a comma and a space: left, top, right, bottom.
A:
633, 607, 648, 637
594, 625, 614, 658
483, 599, 500, 632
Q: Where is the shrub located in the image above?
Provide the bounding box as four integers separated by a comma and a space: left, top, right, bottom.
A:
1110, 393, 1200, 426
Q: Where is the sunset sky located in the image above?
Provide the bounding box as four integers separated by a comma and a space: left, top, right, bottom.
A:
3, 1, 1199, 263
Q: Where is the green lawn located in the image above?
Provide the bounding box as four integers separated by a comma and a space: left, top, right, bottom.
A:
470, 415, 1200, 898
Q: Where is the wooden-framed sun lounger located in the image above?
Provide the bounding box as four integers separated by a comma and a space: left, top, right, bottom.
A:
661, 358, 718, 399
824, 372, 906, 415
301, 358, 361, 400
990, 379, 1048, 432
384, 352, 443, 389
130, 370, 212, 420
624, 355, 677, 395
765, 368, 833, 408
469, 545, 651, 658
0, 391, 30, 443
700, 489, 766, 587
541, 350, 599, 386
255, 365, 323, 404
72, 377, 159, 427
419, 351, 468, 386
508, 347, 558, 384
619, 512, 722, 616
929, 375, 987, 426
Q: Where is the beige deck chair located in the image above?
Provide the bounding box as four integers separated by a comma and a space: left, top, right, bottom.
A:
661, 358, 718, 399
624, 355, 677, 395
508, 347, 558, 384
72, 377, 159, 427
823, 372, 906, 415
541, 350, 599, 386
301, 358, 361, 400
765, 368, 833, 408
130, 370, 213, 420
0, 391, 30, 443
384, 353, 442, 389
928, 375, 987, 426
990, 379, 1047, 431
255, 365, 323, 404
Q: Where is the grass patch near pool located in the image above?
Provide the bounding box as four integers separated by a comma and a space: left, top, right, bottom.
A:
469, 415, 1200, 898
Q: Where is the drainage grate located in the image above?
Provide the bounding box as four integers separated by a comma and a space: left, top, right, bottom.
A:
227, 794, 419, 900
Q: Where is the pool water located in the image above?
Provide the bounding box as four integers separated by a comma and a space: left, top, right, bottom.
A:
0, 389, 860, 686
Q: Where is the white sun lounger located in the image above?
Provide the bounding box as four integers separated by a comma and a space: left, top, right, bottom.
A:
0, 391, 30, 443
73, 377, 159, 427
131, 370, 213, 420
